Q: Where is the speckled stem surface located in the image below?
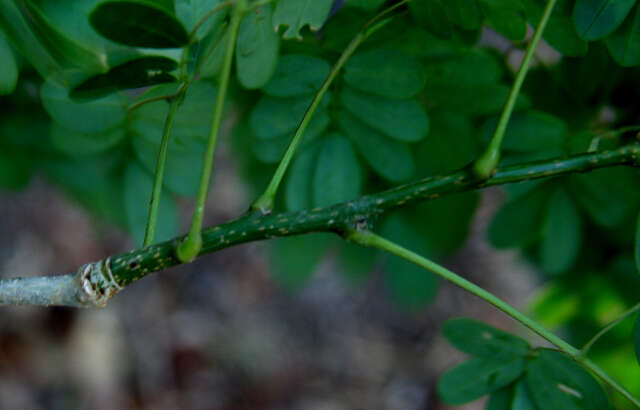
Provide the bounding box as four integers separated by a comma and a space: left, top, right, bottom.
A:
1, 144, 639, 307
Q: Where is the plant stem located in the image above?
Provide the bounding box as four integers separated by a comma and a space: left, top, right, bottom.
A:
2, 144, 639, 306
473, 0, 558, 179
347, 230, 579, 353
176, 0, 246, 262
251, 0, 408, 213
143, 92, 181, 247
346, 230, 640, 408
581, 301, 640, 355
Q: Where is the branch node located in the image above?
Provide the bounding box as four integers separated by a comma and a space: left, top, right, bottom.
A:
74, 258, 122, 308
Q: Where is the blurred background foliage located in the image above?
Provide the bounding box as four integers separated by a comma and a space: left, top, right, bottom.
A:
1, 0, 640, 408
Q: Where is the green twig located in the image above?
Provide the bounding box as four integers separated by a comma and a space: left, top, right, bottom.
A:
251, 0, 410, 213
473, 0, 558, 179
176, 0, 247, 262
2, 144, 639, 302
346, 230, 640, 408
581, 301, 640, 355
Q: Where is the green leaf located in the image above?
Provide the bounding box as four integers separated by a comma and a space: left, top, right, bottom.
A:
285, 142, 320, 211
90, 0, 189, 48
41, 74, 127, 133
480, 0, 527, 41
236, 4, 280, 89
343, 49, 426, 99
124, 161, 178, 247
18, 0, 104, 71
312, 134, 362, 208
270, 233, 333, 290
425, 83, 528, 117
634, 312, 640, 365
573, 0, 636, 40
636, 211, 640, 274
380, 214, 440, 311
130, 82, 217, 196
438, 357, 527, 405
415, 111, 477, 177
410, 0, 457, 39
485, 386, 514, 410
340, 87, 429, 142
569, 168, 640, 228
442, 0, 484, 30
345, 0, 387, 11
489, 184, 551, 249
250, 94, 331, 140
176, 0, 226, 40
512, 380, 539, 410
414, 192, 480, 256
526, 350, 610, 410
424, 50, 503, 86
0, 31, 18, 95
251, 112, 329, 164
523, 0, 588, 56
0, 1, 60, 77
273, 0, 332, 39
481, 110, 568, 152
262, 54, 331, 97
443, 318, 530, 358
50, 122, 126, 157
70, 56, 177, 100
539, 189, 581, 275
606, 4, 640, 66
338, 111, 415, 182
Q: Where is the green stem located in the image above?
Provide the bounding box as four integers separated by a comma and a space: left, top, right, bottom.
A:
142, 93, 182, 247
176, 0, 246, 262
251, 0, 408, 213
347, 230, 640, 408
473, 0, 558, 179
581, 301, 640, 355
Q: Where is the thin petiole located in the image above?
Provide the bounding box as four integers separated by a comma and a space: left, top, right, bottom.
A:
176, 0, 247, 262
143, 88, 183, 246
473, 0, 558, 179
346, 229, 640, 408
581, 301, 640, 355
251, 0, 409, 213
